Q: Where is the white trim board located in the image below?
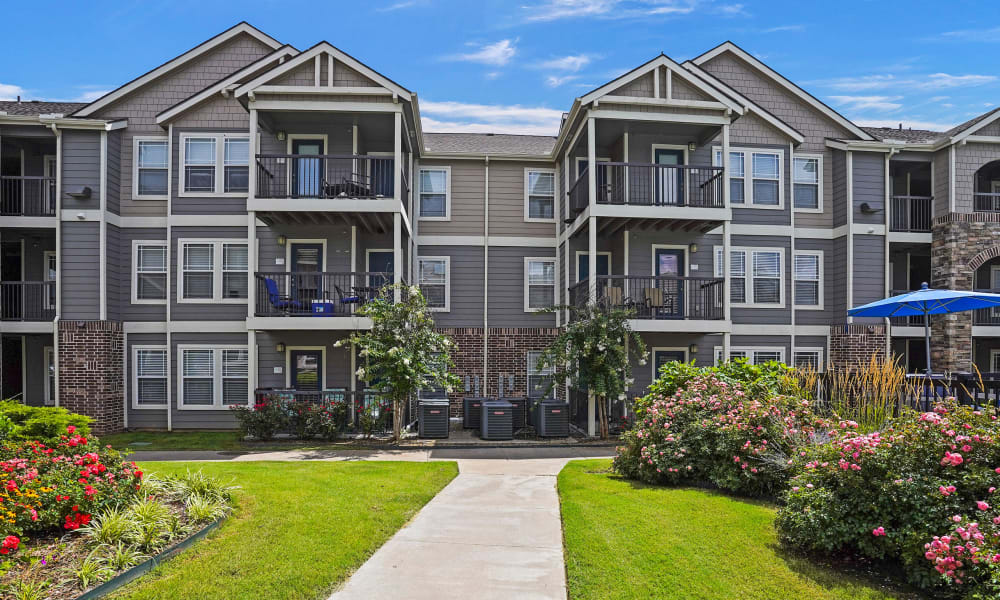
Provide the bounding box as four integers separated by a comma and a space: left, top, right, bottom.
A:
284, 346, 328, 389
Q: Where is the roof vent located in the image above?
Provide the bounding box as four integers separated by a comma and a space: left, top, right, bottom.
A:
485, 132, 495, 136
898, 123, 903, 130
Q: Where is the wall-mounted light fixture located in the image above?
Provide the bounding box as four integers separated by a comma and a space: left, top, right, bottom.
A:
688, 343, 699, 355
276, 342, 286, 353
277, 235, 287, 246
688, 242, 698, 254
688, 142, 697, 152
276, 131, 286, 141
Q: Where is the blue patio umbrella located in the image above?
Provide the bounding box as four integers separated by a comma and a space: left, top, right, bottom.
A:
848, 282, 1000, 376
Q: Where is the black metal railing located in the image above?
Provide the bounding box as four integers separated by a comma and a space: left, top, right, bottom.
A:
571, 275, 724, 320
567, 163, 725, 217
887, 289, 926, 326
974, 193, 1000, 212
889, 195, 932, 232
973, 288, 1000, 325
0, 281, 55, 321
255, 154, 395, 200
1, 176, 56, 217
255, 271, 399, 317
253, 388, 403, 434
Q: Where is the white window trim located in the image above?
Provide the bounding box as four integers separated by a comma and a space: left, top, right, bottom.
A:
132, 239, 168, 305
284, 346, 327, 389
417, 166, 451, 221
574, 250, 612, 282
43, 251, 56, 310
132, 135, 169, 200
713, 146, 785, 210
132, 345, 168, 409
527, 350, 556, 400
524, 167, 557, 223
177, 344, 250, 410
286, 239, 329, 272
651, 347, 689, 382
524, 256, 557, 313
793, 250, 824, 310
713, 346, 787, 366
365, 248, 393, 273
714, 245, 786, 309
176, 238, 250, 304
178, 133, 251, 198
792, 153, 823, 214
43, 346, 55, 406
417, 255, 450, 312
793, 347, 825, 373
991, 349, 1000, 372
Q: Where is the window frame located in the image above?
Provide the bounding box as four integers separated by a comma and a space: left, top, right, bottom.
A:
714, 245, 785, 309
176, 238, 250, 304
793, 347, 825, 373
793, 250, 824, 310
523, 167, 557, 223
417, 255, 450, 312
526, 350, 556, 400
417, 166, 451, 221
132, 135, 169, 200
792, 153, 823, 213
177, 345, 250, 410
132, 345, 168, 409
714, 346, 787, 366
524, 257, 557, 312
713, 146, 785, 209
131, 240, 168, 305
178, 133, 250, 197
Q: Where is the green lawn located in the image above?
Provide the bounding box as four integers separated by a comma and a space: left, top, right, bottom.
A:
558, 460, 922, 600
101, 431, 370, 452
111, 460, 457, 600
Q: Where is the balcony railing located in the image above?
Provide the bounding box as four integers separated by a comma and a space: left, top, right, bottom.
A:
253, 388, 403, 434
1, 282, 55, 321
889, 195, 932, 232
255, 154, 397, 201
254, 271, 399, 317
887, 289, 925, 326
570, 275, 725, 320
973, 289, 1000, 325
974, 193, 1000, 212
567, 163, 725, 218
1, 176, 56, 217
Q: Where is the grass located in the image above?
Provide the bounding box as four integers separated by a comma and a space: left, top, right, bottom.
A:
558, 460, 922, 600
100, 431, 376, 452
110, 460, 457, 600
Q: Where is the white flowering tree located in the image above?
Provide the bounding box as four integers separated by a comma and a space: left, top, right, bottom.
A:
535, 303, 647, 439
337, 284, 461, 441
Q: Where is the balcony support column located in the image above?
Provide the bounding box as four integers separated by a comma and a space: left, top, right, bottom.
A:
587, 116, 597, 304
588, 216, 597, 303
394, 112, 402, 204
249, 109, 257, 201
248, 329, 256, 406
722, 123, 732, 362
248, 211, 256, 319
393, 213, 402, 303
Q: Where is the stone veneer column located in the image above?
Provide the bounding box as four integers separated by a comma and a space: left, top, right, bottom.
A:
829, 324, 887, 369
57, 320, 124, 435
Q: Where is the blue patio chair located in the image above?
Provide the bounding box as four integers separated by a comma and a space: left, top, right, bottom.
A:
264, 277, 303, 313
335, 285, 362, 305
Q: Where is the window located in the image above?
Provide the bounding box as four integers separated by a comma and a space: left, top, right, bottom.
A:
132, 241, 167, 303
180, 133, 250, 195
714, 150, 745, 204
525, 258, 556, 311
134, 137, 168, 198
525, 169, 556, 221
418, 257, 449, 311
133, 346, 167, 407
178, 239, 249, 302
714, 147, 784, 207
715, 346, 786, 366
715, 248, 746, 303
179, 346, 249, 409
794, 349, 824, 372
752, 250, 781, 304
527, 351, 555, 400
793, 155, 821, 210
418, 167, 450, 219
715, 246, 784, 307
752, 152, 780, 206
793, 252, 822, 308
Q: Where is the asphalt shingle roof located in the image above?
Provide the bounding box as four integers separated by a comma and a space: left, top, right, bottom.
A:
943, 107, 1000, 138
0, 101, 88, 116
861, 126, 942, 144
423, 132, 556, 156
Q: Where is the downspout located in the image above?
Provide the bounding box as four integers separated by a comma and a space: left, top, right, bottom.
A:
51, 123, 62, 407
483, 155, 489, 395
166, 124, 173, 432
846, 151, 854, 324
99, 130, 108, 321
884, 150, 896, 360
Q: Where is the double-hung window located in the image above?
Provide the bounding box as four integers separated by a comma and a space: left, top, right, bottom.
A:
525, 169, 556, 221
133, 346, 167, 407
714, 147, 783, 207
793, 155, 821, 210
525, 258, 556, 311
715, 248, 746, 303
527, 351, 555, 400
179, 346, 249, 409
178, 239, 249, 302
133, 241, 167, 303
418, 167, 450, 219
134, 137, 168, 198
715, 347, 786, 366
793, 251, 822, 308
752, 250, 782, 304
417, 257, 449, 311
714, 150, 745, 204
794, 349, 824, 372
181, 133, 250, 195
715, 247, 784, 307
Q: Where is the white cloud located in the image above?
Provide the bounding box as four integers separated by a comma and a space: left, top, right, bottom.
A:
522, 0, 699, 22
420, 100, 564, 135
537, 54, 593, 72
376, 0, 417, 11
447, 39, 517, 66
917, 73, 996, 90
761, 24, 804, 33
929, 95, 950, 102
545, 74, 580, 87
811, 73, 997, 92
932, 27, 1000, 43
829, 95, 903, 111
810, 75, 899, 92
854, 118, 957, 132
0, 83, 27, 101
73, 89, 111, 102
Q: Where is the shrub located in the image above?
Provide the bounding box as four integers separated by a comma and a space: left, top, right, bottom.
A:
231, 396, 351, 441
0, 402, 92, 443
230, 397, 286, 441
776, 401, 1000, 596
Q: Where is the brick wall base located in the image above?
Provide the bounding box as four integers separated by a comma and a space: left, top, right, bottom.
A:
437, 327, 562, 419
58, 320, 124, 435
829, 324, 887, 369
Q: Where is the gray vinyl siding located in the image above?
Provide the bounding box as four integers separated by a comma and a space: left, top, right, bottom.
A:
832, 150, 848, 228
730, 143, 791, 226
120, 227, 168, 321
853, 235, 885, 324
106, 224, 122, 322
955, 142, 1000, 214
853, 151, 885, 225
61, 129, 101, 211
793, 237, 836, 325
106, 130, 122, 214
254, 330, 353, 390
933, 148, 950, 216
416, 160, 485, 236
829, 235, 848, 322
170, 226, 248, 321
488, 161, 558, 238
794, 148, 835, 229
630, 332, 719, 397
61, 221, 100, 319
22, 334, 53, 406
729, 234, 792, 325
171, 127, 249, 215
626, 229, 710, 277
170, 332, 247, 429
126, 333, 168, 430
487, 246, 557, 328
419, 245, 484, 328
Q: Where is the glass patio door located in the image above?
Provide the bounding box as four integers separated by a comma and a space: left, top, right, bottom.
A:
654, 248, 685, 319
654, 148, 685, 206
292, 139, 323, 198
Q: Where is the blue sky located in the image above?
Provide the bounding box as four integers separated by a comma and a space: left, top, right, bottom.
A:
3, 0, 1000, 135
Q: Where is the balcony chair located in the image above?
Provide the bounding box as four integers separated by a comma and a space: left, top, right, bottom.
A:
603, 286, 624, 310
335, 285, 363, 305
263, 277, 304, 314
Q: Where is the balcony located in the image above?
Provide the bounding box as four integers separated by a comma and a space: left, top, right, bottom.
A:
889, 195, 932, 233
1, 176, 56, 218
973, 290, 1000, 326
1, 282, 55, 322
569, 275, 725, 331
253, 271, 402, 328
974, 193, 1000, 213
567, 163, 725, 219
255, 154, 398, 201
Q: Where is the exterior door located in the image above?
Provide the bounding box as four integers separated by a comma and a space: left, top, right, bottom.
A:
577, 253, 609, 282
367, 251, 394, 290
577, 159, 608, 203
292, 139, 323, 198
1, 241, 22, 319
290, 350, 323, 393
290, 243, 323, 308
654, 148, 685, 206
653, 350, 687, 378
654, 248, 685, 319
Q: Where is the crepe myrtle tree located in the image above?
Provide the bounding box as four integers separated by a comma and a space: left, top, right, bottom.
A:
336, 284, 461, 441
536, 303, 647, 439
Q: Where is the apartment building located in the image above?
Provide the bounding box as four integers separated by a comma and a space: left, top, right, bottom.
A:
3, 22, 1000, 434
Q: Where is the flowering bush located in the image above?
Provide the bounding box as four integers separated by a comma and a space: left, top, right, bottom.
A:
231, 396, 351, 441
0, 426, 142, 547
776, 401, 1000, 596
0, 401, 92, 444
614, 372, 830, 497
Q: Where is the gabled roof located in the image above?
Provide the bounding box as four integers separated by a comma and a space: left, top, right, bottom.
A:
423, 133, 556, 156
233, 41, 412, 99
947, 107, 1000, 142
0, 100, 88, 116
72, 22, 282, 117
692, 41, 874, 141
862, 126, 942, 144
155, 45, 299, 125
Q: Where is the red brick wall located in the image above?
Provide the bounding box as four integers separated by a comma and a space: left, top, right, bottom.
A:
828, 324, 886, 369
58, 321, 124, 435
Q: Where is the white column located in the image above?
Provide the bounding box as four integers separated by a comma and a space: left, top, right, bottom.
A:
393, 112, 402, 204
393, 213, 402, 302
247, 329, 256, 405
99, 130, 107, 321
722, 124, 732, 362
249, 109, 258, 200
248, 210, 256, 319
846, 151, 854, 323
587, 390, 596, 437
587, 117, 597, 302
